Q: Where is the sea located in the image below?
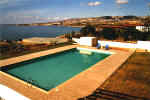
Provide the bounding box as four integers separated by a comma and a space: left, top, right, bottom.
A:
0, 25, 80, 41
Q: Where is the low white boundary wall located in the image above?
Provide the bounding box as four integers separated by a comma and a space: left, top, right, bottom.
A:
98, 41, 150, 50
98, 41, 137, 49
136, 41, 150, 50
73, 37, 97, 46
73, 38, 150, 50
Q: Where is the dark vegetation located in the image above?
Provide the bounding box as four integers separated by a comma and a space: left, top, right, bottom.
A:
80, 25, 97, 36
79, 16, 150, 41
80, 25, 150, 41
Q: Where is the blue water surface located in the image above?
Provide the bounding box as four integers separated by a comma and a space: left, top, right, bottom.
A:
0, 25, 80, 40
3, 49, 110, 91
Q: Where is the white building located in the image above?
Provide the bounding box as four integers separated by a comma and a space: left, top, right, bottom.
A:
136, 26, 149, 32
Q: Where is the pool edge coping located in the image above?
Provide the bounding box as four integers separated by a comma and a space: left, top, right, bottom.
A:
46, 48, 114, 94
0, 45, 135, 100
46, 47, 135, 100
0, 45, 78, 67
1, 45, 114, 94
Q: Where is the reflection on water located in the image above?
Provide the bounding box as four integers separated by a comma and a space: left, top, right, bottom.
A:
79, 50, 93, 55
82, 54, 92, 64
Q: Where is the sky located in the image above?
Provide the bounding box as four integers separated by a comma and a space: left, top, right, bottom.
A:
0, 0, 150, 24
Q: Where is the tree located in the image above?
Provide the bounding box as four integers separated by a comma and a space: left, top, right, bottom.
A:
71, 31, 75, 37
122, 27, 142, 41
147, 34, 150, 40
143, 16, 150, 32
65, 33, 72, 42
101, 28, 118, 40
117, 28, 126, 40
80, 25, 96, 36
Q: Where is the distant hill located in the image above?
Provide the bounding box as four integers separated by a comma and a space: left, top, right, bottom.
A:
15, 16, 146, 26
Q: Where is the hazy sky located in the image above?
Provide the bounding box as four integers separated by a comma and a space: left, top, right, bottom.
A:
0, 0, 150, 24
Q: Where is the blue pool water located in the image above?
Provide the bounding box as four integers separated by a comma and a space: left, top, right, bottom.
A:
2, 48, 110, 91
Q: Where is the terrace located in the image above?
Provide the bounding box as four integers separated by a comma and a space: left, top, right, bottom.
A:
0, 37, 149, 100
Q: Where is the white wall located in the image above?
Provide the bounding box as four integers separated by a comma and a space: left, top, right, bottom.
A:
73, 37, 150, 50
0, 84, 30, 100
98, 40, 150, 50
73, 37, 96, 46
80, 37, 94, 46
98, 41, 137, 49
137, 41, 150, 50
136, 26, 149, 32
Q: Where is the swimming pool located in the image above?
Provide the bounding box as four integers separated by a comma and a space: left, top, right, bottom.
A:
1, 48, 110, 91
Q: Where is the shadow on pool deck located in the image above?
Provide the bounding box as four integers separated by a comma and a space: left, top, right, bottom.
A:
78, 89, 149, 100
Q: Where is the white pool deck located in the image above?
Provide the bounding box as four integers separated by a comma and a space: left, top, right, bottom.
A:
0, 84, 30, 100
0, 45, 135, 100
